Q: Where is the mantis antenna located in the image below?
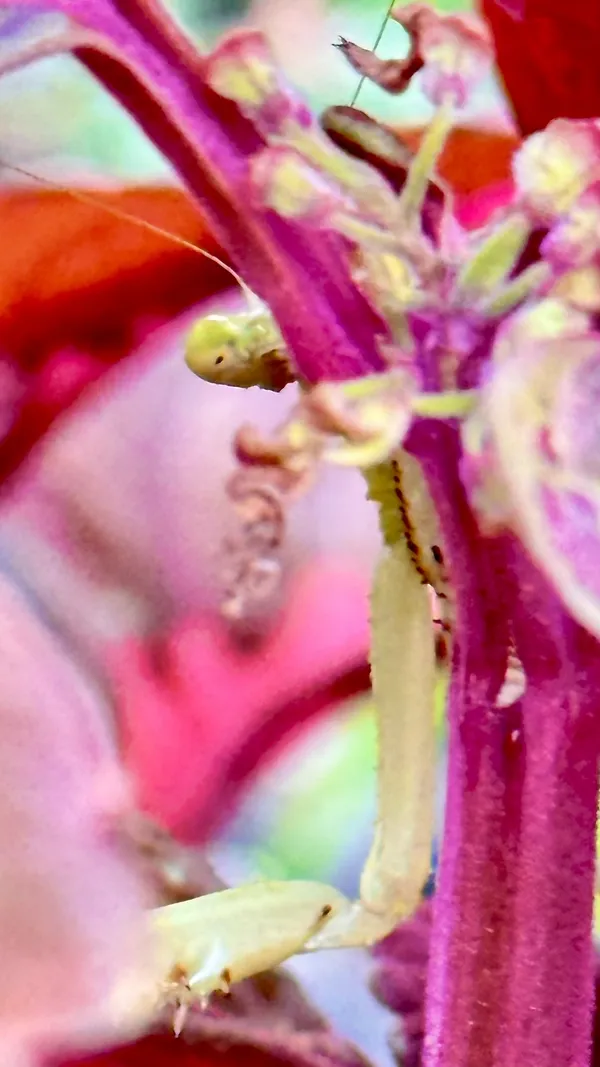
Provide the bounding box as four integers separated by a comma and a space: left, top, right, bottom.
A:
1, 4, 397, 296
0, 158, 291, 391
0, 159, 258, 312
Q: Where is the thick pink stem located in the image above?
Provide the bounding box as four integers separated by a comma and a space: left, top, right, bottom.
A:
426, 672, 599, 1067
415, 424, 600, 1067
500, 700, 598, 1067
424, 687, 523, 1067
497, 567, 600, 1067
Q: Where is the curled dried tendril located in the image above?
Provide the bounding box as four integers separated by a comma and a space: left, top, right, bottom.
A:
336, 3, 493, 109
219, 374, 414, 623
222, 469, 293, 625
221, 417, 322, 624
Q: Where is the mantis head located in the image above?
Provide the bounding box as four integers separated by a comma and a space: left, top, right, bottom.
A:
185, 312, 264, 388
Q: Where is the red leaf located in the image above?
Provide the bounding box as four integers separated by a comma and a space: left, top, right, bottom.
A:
0, 186, 225, 354
480, 0, 600, 134
49, 1032, 294, 1067
48, 1011, 374, 1067
55, 1033, 275, 1066
107, 564, 370, 839
0, 185, 229, 487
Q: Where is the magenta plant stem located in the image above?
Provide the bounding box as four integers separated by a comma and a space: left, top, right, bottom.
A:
497, 556, 600, 1067
500, 694, 598, 1067
410, 422, 521, 1067
423, 685, 523, 1067
413, 423, 600, 1067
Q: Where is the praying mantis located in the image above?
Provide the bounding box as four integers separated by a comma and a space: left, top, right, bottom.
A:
0, 157, 444, 1030
176, 257, 445, 1016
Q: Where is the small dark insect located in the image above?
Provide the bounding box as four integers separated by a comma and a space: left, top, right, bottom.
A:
431, 544, 444, 564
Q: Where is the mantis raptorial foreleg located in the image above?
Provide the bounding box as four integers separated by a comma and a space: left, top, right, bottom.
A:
304, 454, 440, 952
142, 881, 353, 1029
134, 296, 442, 1027
137, 456, 439, 1024
362, 538, 437, 917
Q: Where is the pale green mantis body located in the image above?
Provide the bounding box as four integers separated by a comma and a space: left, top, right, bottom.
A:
164, 296, 443, 1014
140, 435, 441, 1020
0, 158, 441, 1031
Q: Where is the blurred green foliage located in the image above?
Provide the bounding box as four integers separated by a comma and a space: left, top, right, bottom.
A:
220, 675, 448, 888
